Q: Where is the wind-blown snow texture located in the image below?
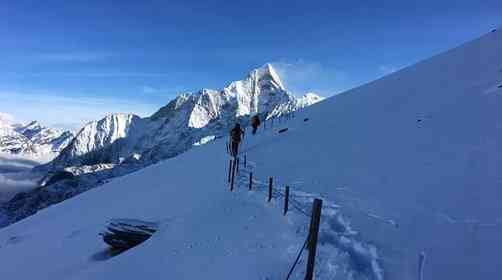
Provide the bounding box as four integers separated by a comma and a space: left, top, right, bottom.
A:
0, 30, 501, 280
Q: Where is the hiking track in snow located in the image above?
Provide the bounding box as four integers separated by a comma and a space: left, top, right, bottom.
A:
229, 154, 384, 280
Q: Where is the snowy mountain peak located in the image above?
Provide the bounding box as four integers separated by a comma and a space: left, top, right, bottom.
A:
222, 63, 293, 116
47, 64, 319, 168
255, 63, 285, 90
54, 113, 140, 165
0, 114, 74, 160
25, 120, 41, 128
150, 94, 191, 121
297, 92, 323, 107
16, 120, 49, 139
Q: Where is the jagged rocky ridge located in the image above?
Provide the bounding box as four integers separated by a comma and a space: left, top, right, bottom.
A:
0, 64, 322, 227
0, 116, 74, 160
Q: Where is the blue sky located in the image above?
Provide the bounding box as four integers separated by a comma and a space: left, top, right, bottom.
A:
0, 0, 500, 130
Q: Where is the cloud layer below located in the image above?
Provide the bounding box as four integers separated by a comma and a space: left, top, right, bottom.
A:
0, 154, 40, 203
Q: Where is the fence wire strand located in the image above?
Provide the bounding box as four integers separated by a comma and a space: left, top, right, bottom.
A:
286, 236, 309, 280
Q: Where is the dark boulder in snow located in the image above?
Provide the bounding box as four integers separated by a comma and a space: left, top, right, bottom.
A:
100, 219, 158, 250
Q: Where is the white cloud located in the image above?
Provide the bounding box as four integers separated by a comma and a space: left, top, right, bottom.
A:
378, 65, 398, 75
270, 59, 342, 97
271, 59, 323, 85
4, 72, 170, 78
0, 91, 160, 131
0, 112, 15, 125
141, 86, 159, 94
34, 52, 111, 63
0, 173, 37, 202
0, 154, 40, 202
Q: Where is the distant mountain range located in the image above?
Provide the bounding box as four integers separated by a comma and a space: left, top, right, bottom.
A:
50, 63, 321, 169
0, 117, 74, 161
0, 63, 322, 227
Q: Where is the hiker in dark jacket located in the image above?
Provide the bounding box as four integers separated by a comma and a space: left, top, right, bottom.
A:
250, 114, 261, 135
230, 123, 244, 156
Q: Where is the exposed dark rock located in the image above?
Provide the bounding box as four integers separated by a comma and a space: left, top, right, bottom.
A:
42, 171, 75, 186
100, 219, 158, 250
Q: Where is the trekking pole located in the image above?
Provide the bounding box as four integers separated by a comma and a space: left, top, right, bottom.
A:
230, 160, 237, 191
268, 177, 273, 202
284, 186, 290, 215
227, 159, 233, 183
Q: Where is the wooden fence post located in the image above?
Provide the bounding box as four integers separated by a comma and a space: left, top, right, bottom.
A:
283, 186, 290, 215
249, 172, 253, 190
305, 199, 322, 280
268, 177, 273, 202
227, 159, 233, 183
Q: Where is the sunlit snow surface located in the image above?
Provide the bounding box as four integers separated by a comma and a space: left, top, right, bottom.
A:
0, 30, 501, 279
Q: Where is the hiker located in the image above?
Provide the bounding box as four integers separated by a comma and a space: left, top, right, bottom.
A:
250, 114, 261, 135
230, 123, 244, 157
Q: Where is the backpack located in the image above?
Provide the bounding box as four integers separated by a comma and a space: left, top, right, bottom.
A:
231, 128, 242, 142
251, 115, 260, 126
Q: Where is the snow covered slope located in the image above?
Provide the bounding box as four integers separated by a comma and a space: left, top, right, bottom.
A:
0, 30, 500, 280
235, 30, 502, 279
0, 63, 321, 228
0, 136, 327, 280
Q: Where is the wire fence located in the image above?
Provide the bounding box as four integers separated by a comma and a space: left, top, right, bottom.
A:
224, 110, 333, 280
223, 109, 419, 280
229, 158, 320, 278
